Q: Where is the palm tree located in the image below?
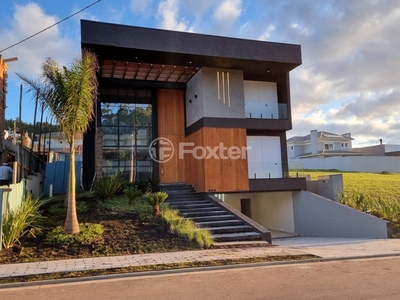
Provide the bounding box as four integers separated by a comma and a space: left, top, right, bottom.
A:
143, 191, 169, 216
18, 49, 99, 234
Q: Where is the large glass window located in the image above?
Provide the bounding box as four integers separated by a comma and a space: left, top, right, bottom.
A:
101, 96, 153, 181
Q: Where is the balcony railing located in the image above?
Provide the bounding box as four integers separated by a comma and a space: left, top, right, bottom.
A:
245, 102, 288, 119
248, 160, 283, 179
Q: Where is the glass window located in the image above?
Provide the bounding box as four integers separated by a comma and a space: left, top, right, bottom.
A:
100, 91, 153, 181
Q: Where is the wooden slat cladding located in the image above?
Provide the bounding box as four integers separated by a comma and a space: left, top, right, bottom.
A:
157, 89, 185, 182
185, 127, 249, 192
184, 129, 206, 191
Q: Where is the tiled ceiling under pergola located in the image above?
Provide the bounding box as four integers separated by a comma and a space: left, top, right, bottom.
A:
101, 60, 199, 83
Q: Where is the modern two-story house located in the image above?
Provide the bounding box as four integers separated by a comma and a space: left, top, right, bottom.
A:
80, 21, 390, 240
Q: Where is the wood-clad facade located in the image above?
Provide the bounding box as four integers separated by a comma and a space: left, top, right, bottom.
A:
185, 127, 249, 192
157, 89, 186, 183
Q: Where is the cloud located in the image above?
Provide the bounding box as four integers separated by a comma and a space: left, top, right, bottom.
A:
1, 3, 76, 120
257, 25, 275, 41
212, 0, 242, 34
1, 3, 76, 76
130, 0, 154, 14
277, 0, 400, 145
157, 0, 192, 31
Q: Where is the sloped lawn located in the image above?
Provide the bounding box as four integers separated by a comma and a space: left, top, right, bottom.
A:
0, 193, 201, 264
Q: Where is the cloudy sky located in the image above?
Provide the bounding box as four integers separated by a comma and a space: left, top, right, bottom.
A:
1, 0, 399, 146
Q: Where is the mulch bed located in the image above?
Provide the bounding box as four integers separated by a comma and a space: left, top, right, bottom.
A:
0, 197, 201, 264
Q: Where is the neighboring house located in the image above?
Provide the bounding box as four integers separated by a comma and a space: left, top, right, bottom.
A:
287, 130, 366, 160
288, 132, 400, 174
80, 21, 390, 239
35, 132, 83, 155
353, 140, 400, 156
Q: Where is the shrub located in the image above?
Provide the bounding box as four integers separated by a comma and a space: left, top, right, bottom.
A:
135, 180, 150, 193
45, 223, 104, 245
340, 191, 400, 223
161, 207, 213, 248
92, 173, 127, 200
194, 230, 214, 248
48, 201, 88, 215
143, 191, 169, 216
1, 192, 47, 249
148, 178, 161, 192
123, 186, 142, 205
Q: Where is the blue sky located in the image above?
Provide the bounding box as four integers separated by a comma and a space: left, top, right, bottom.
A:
1, 0, 400, 146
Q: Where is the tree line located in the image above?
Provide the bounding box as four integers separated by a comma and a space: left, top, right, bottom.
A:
5, 118, 59, 139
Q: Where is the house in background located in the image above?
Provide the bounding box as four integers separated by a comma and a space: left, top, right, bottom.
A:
287, 130, 366, 160
353, 139, 400, 157
34, 132, 83, 162
80, 20, 390, 241
288, 130, 400, 174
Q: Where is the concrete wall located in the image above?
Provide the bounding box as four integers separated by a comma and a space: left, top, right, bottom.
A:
293, 190, 390, 238
185, 69, 204, 126
221, 191, 295, 234
26, 172, 44, 197
317, 174, 343, 202
289, 156, 400, 173
186, 67, 245, 126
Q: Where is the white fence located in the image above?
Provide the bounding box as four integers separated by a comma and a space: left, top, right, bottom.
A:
0, 181, 25, 250
290, 156, 400, 173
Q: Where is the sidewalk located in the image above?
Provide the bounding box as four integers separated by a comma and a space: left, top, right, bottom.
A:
1, 237, 400, 279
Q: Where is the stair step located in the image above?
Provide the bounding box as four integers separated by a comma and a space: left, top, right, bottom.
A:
196, 219, 245, 227
182, 210, 226, 217
167, 198, 205, 203
190, 214, 236, 222
166, 202, 210, 207
178, 207, 219, 213
161, 187, 196, 192
202, 225, 254, 234
212, 232, 263, 242
166, 194, 201, 198
167, 203, 213, 209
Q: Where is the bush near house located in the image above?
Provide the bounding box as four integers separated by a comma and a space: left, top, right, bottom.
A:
1, 193, 47, 249
339, 191, 400, 223
91, 173, 128, 200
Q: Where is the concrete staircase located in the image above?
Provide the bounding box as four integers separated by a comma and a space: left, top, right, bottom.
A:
160, 183, 268, 245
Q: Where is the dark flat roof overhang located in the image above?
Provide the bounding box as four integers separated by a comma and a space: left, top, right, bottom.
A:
81, 20, 302, 82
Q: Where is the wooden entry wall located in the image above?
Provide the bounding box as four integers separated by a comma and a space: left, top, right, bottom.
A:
157, 89, 185, 183
157, 89, 249, 191
185, 127, 249, 192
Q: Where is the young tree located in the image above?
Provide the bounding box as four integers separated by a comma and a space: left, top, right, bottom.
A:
18, 49, 99, 234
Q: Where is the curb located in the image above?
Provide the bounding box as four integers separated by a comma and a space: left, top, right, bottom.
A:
1, 252, 400, 290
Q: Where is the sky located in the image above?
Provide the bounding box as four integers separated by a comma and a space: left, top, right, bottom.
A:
1, 0, 400, 147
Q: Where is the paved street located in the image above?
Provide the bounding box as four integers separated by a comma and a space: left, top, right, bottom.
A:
1, 257, 400, 300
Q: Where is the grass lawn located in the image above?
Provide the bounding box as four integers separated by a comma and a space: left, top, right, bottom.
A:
292, 170, 400, 199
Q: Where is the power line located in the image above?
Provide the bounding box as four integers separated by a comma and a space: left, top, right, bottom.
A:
0, 0, 101, 53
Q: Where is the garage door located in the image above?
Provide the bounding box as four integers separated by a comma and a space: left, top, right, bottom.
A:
247, 136, 282, 179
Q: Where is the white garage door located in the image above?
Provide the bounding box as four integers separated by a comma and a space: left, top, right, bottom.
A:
247, 136, 282, 179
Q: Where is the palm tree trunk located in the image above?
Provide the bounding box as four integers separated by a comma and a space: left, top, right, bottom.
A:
64, 139, 80, 234
153, 205, 160, 216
